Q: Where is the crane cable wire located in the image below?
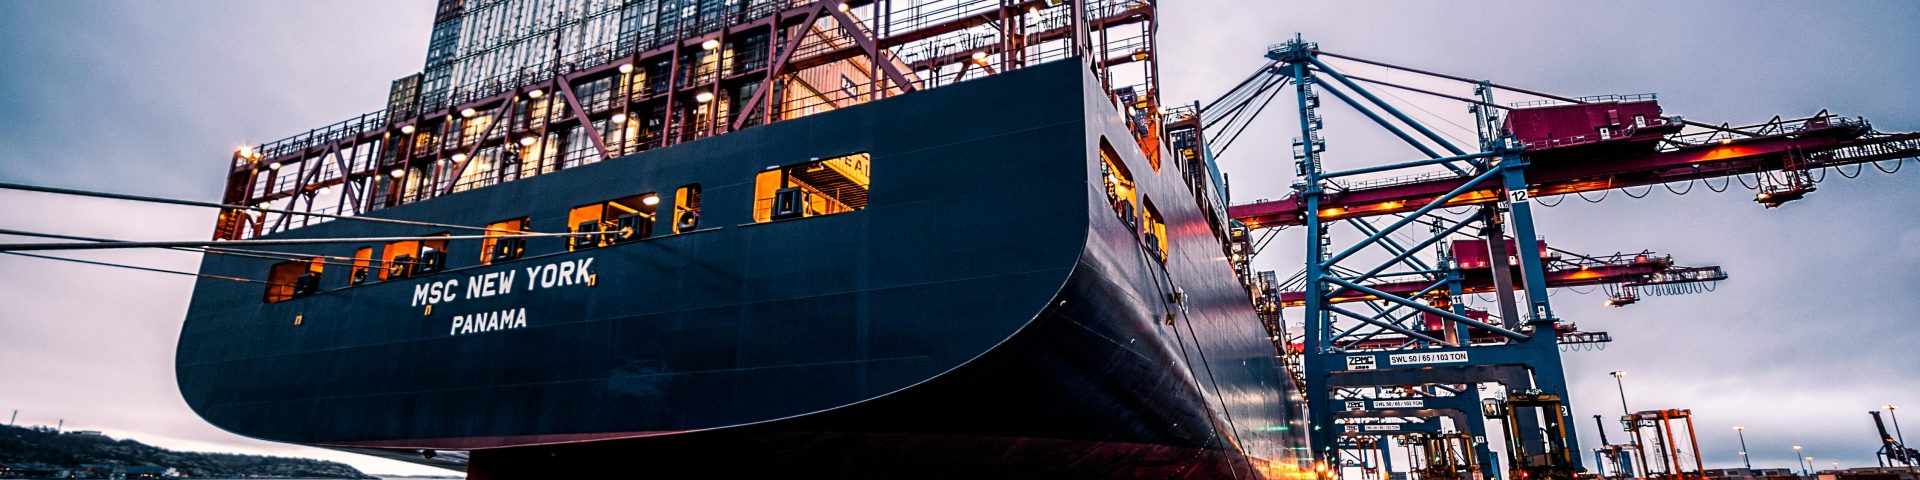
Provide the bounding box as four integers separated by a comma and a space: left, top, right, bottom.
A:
0, 228, 431, 268
1838, 163, 1864, 179
1, 251, 284, 286
1704, 175, 1731, 193
1367, 75, 1480, 146
1874, 158, 1904, 174
1663, 178, 1694, 196
0, 231, 594, 252
0, 181, 536, 235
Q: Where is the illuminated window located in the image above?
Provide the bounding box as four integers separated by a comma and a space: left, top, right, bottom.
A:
264, 258, 323, 303
1142, 197, 1167, 263
349, 247, 372, 285
382, 233, 449, 280
481, 218, 530, 265
1100, 139, 1137, 226
753, 152, 871, 223
673, 184, 702, 233
568, 193, 659, 250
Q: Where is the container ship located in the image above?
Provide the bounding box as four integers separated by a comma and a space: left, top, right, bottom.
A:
176, 0, 1307, 477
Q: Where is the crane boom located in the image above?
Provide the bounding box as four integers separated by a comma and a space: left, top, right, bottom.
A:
1230, 103, 1920, 229
1873, 411, 1920, 466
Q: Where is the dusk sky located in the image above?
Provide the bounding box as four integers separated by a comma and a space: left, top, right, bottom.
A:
2, 1, 1917, 476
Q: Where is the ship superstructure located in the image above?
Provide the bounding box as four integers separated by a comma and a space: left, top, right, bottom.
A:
213, 0, 1174, 238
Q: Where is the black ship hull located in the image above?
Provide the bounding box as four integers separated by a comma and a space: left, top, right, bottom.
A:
177, 59, 1305, 478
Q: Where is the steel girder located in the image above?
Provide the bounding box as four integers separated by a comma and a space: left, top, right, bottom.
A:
1266, 38, 1583, 478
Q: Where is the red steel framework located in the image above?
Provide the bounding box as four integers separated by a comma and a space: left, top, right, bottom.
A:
215, 0, 1165, 240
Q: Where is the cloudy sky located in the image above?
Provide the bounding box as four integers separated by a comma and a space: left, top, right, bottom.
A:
1, 1, 1916, 476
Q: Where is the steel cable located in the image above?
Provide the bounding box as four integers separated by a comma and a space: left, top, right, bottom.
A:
1704, 175, 1731, 193
0, 231, 595, 252
1874, 159, 1904, 174
0, 227, 433, 268
1375, 84, 1479, 147
1621, 185, 1653, 199
0, 181, 532, 234
1838, 163, 1864, 178
1663, 179, 1694, 195
2, 251, 285, 285
1536, 194, 1564, 208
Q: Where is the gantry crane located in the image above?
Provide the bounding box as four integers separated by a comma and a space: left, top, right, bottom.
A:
1592, 414, 1637, 479
1259, 241, 1723, 378
1873, 411, 1920, 468
1250, 235, 1726, 476
1406, 432, 1481, 480
1489, 393, 1577, 480
1168, 35, 1920, 480
1623, 409, 1706, 480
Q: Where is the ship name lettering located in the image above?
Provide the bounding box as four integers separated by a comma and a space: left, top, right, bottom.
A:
412, 279, 460, 307
465, 270, 515, 300
408, 258, 592, 307
449, 308, 528, 336
526, 258, 593, 291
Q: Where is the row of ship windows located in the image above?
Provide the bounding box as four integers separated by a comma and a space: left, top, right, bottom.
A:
263, 153, 872, 303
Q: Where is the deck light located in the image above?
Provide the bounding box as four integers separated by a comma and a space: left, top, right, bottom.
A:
390, 169, 406, 178
612, 113, 628, 123
315, 185, 331, 195
451, 153, 468, 162
519, 136, 537, 147
642, 195, 661, 206
837, 2, 849, 12
701, 39, 721, 50
695, 91, 715, 103
972, 51, 988, 62
400, 124, 416, 134
267, 162, 281, 171
236, 146, 255, 158
527, 89, 544, 99
618, 63, 634, 74
460, 108, 478, 118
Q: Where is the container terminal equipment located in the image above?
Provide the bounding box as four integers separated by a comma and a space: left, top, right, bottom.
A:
106, 0, 1913, 477
1171, 37, 1920, 480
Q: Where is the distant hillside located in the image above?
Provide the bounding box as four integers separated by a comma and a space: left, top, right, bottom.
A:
0, 424, 376, 478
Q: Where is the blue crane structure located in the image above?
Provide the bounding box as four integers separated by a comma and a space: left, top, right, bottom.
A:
1165, 35, 1920, 480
